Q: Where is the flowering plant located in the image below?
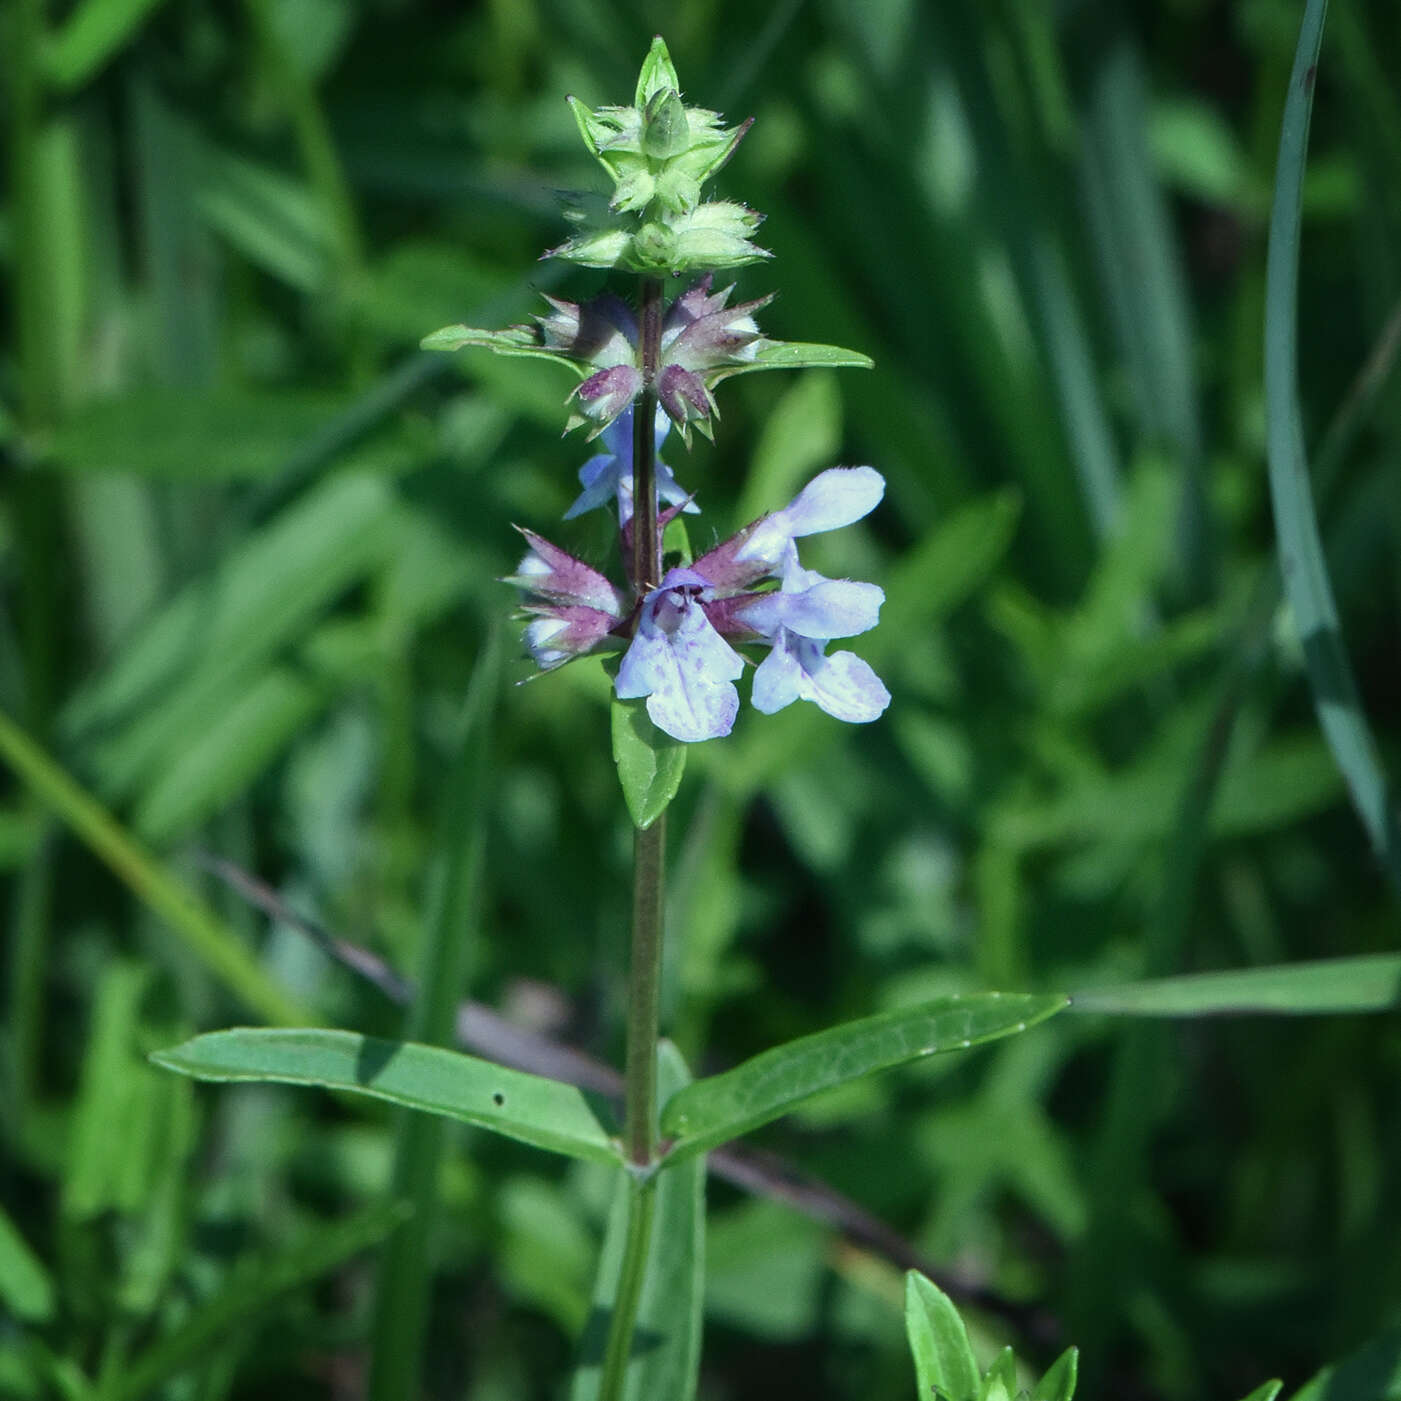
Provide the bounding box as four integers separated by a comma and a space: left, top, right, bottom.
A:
425, 37, 890, 761
151, 36, 1073, 1401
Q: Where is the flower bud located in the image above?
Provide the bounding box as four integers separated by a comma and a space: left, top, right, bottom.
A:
642, 88, 691, 159
522, 607, 618, 670
632, 221, 679, 270
653, 166, 701, 216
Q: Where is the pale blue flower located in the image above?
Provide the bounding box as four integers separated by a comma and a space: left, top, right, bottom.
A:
742, 554, 889, 723
615, 567, 744, 742
733, 465, 886, 572
694, 465, 886, 591
563, 405, 699, 526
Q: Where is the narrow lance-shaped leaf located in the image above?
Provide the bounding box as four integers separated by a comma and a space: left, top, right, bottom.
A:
153, 1028, 619, 1166
659, 992, 1066, 1161
1069, 954, 1401, 1017
904, 1272, 981, 1401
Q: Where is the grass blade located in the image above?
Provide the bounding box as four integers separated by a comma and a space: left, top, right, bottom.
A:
1263, 0, 1401, 895
108, 1203, 405, 1401
152, 1028, 620, 1165
1069, 954, 1401, 1017
368, 636, 501, 1401
0, 708, 305, 1025
659, 993, 1066, 1161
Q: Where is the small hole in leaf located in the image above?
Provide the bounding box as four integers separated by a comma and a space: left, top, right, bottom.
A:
492, 1092, 505, 1107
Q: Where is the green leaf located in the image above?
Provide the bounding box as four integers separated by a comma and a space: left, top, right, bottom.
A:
108, 1204, 406, 1401
904, 1272, 980, 1401
659, 992, 1066, 1160
1235, 1383, 1283, 1401
0, 1203, 54, 1323
43, 0, 172, 91
420, 323, 583, 376
1264, 0, 1401, 895
716, 340, 873, 379
611, 697, 687, 829
572, 1043, 704, 1401
1032, 1348, 1079, 1401
153, 1028, 619, 1165
1069, 954, 1401, 1017
634, 35, 681, 109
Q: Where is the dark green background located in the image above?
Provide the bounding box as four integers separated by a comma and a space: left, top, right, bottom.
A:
3, 1, 1400, 1398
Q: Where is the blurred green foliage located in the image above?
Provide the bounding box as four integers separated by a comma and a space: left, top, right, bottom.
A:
3, 1, 1400, 1399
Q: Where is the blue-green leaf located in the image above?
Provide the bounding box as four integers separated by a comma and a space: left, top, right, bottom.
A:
660, 993, 1066, 1161
153, 1028, 619, 1165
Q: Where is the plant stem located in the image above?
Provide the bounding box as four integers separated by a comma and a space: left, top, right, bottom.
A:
631, 277, 665, 593
623, 273, 667, 1170
624, 819, 666, 1166
598, 1176, 658, 1400
600, 274, 669, 1398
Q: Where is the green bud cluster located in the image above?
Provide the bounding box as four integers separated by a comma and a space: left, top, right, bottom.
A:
551, 37, 768, 276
